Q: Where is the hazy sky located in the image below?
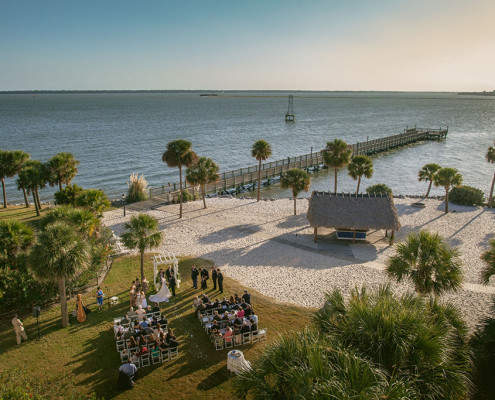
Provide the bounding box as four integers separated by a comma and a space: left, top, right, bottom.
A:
1, 0, 494, 91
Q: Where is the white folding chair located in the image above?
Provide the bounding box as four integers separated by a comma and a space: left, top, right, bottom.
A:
214, 337, 224, 351
141, 353, 151, 367
233, 334, 242, 347
169, 347, 178, 360
160, 348, 169, 363
153, 311, 161, 318
251, 331, 260, 343
133, 357, 141, 369
151, 351, 161, 364
224, 337, 233, 348
116, 339, 126, 352
242, 332, 251, 345
258, 329, 267, 341
120, 350, 129, 362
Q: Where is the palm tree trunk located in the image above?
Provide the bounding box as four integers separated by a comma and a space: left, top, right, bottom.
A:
35, 188, 42, 211
426, 180, 433, 197
202, 185, 207, 209
356, 176, 361, 194
59, 277, 69, 327
59, 180, 63, 192
32, 192, 40, 216
334, 168, 338, 193
22, 188, 30, 207
257, 159, 261, 202
1, 178, 7, 208
179, 165, 183, 218
445, 188, 449, 213
293, 197, 297, 215
489, 172, 495, 208
140, 251, 145, 283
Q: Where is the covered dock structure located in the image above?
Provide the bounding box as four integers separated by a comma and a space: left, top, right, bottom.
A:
306, 191, 401, 243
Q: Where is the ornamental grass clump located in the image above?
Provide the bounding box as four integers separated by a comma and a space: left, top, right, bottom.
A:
126, 173, 148, 203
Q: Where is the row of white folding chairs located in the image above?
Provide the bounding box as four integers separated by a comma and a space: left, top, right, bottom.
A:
115, 332, 167, 352
120, 347, 179, 367
115, 311, 163, 326
214, 329, 267, 351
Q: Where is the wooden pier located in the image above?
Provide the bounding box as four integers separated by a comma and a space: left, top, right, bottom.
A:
144, 126, 447, 206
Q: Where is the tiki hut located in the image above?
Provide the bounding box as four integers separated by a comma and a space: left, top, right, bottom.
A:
306, 191, 401, 243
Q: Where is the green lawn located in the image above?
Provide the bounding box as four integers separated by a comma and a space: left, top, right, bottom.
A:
0, 204, 47, 229
0, 254, 314, 399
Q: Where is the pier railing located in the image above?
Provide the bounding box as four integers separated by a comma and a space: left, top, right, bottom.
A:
148, 126, 447, 202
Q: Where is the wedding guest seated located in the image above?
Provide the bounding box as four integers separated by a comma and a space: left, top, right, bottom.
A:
148, 333, 156, 343
234, 294, 241, 303
233, 315, 242, 326
250, 314, 258, 324
192, 296, 202, 310
158, 315, 168, 326
130, 351, 140, 364
144, 326, 153, 335
229, 296, 235, 308
151, 342, 160, 358
237, 308, 245, 318
146, 305, 153, 313
150, 316, 158, 327
165, 328, 179, 348
126, 307, 137, 321
115, 331, 123, 340
250, 318, 258, 333
196, 302, 206, 313
239, 300, 248, 310
128, 336, 138, 349
202, 294, 210, 304
136, 305, 146, 321
240, 321, 251, 334
212, 298, 220, 309
223, 326, 233, 344
205, 302, 215, 311
213, 311, 221, 322
132, 320, 140, 331
221, 297, 229, 307
140, 317, 149, 328
221, 313, 229, 322
227, 312, 236, 322
230, 302, 240, 311
154, 323, 164, 337
114, 321, 124, 337
208, 320, 219, 335
137, 344, 148, 356
233, 324, 241, 344
152, 303, 161, 313
244, 304, 254, 318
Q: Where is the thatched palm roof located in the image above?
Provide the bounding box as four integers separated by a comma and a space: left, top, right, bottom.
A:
307, 191, 401, 231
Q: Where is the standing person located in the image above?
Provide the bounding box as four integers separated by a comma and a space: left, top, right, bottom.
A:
169, 275, 177, 297
191, 265, 199, 289
142, 278, 149, 294
242, 290, 251, 305
211, 266, 218, 291
201, 267, 209, 288
129, 281, 136, 307
165, 266, 173, 283
11, 313, 28, 345
96, 286, 104, 310
217, 269, 224, 293
118, 359, 138, 389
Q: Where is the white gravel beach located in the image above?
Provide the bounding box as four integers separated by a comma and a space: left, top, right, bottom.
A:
103, 197, 495, 330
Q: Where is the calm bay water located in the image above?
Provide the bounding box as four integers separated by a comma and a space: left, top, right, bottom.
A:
1, 91, 494, 203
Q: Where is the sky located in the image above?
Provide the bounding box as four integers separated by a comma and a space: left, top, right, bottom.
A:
1, 0, 494, 91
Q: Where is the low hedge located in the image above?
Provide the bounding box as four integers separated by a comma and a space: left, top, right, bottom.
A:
449, 185, 485, 206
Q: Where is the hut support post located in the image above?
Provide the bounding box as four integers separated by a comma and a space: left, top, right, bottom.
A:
390, 230, 395, 243
385, 229, 388, 237
353, 229, 356, 244
313, 227, 317, 242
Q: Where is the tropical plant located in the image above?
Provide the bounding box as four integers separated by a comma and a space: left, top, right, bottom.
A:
280, 168, 311, 215
120, 214, 163, 282
45, 152, 79, 191
0, 219, 34, 268
30, 221, 90, 327
0, 150, 30, 208
481, 239, 495, 284
126, 173, 148, 203
348, 155, 373, 194
251, 140, 272, 202
16, 160, 47, 216
449, 185, 484, 206
54, 183, 84, 206
162, 140, 198, 218
0, 150, 9, 208
366, 183, 392, 195
434, 167, 463, 213
386, 230, 463, 296
486, 141, 495, 207
75, 188, 110, 216
322, 139, 352, 193
418, 163, 441, 198
186, 157, 219, 209
40, 205, 99, 238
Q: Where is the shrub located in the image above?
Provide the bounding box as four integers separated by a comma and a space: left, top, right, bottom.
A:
54, 184, 84, 206
76, 188, 110, 216
127, 173, 148, 203
366, 183, 392, 195
449, 185, 485, 206
172, 189, 195, 203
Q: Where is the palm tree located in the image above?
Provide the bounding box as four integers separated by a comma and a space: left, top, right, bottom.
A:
251, 140, 272, 202
280, 168, 311, 215
481, 239, 495, 284
186, 157, 219, 209
433, 167, 463, 213
75, 188, 111, 216
162, 140, 198, 218
45, 152, 79, 192
10, 150, 31, 208
0, 150, 30, 208
0, 219, 34, 268
386, 230, 463, 296
0, 150, 9, 208
486, 142, 495, 207
348, 155, 373, 194
41, 205, 99, 238
120, 214, 163, 282
418, 163, 441, 198
30, 221, 90, 327
322, 139, 352, 193
16, 160, 46, 216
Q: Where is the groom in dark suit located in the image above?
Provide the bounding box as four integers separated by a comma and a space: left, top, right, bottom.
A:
169, 275, 177, 296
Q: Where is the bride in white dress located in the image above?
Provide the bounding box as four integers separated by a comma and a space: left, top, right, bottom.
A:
149, 276, 171, 303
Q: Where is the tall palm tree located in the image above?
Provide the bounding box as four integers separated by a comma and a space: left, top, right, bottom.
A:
386, 230, 463, 296
348, 155, 373, 194
280, 168, 311, 215
322, 139, 352, 193
185, 157, 219, 209
16, 160, 46, 216
45, 152, 79, 192
0, 150, 28, 208
433, 167, 463, 213
486, 142, 495, 208
9, 150, 31, 208
0, 219, 34, 268
251, 140, 272, 202
120, 213, 163, 282
418, 163, 441, 198
162, 139, 198, 218
0, 150, 9, 208
30, 221, 89, 327
481, 239, 495, 284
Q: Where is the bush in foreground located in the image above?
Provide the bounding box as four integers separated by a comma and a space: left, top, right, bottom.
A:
449, 185, 485, 206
